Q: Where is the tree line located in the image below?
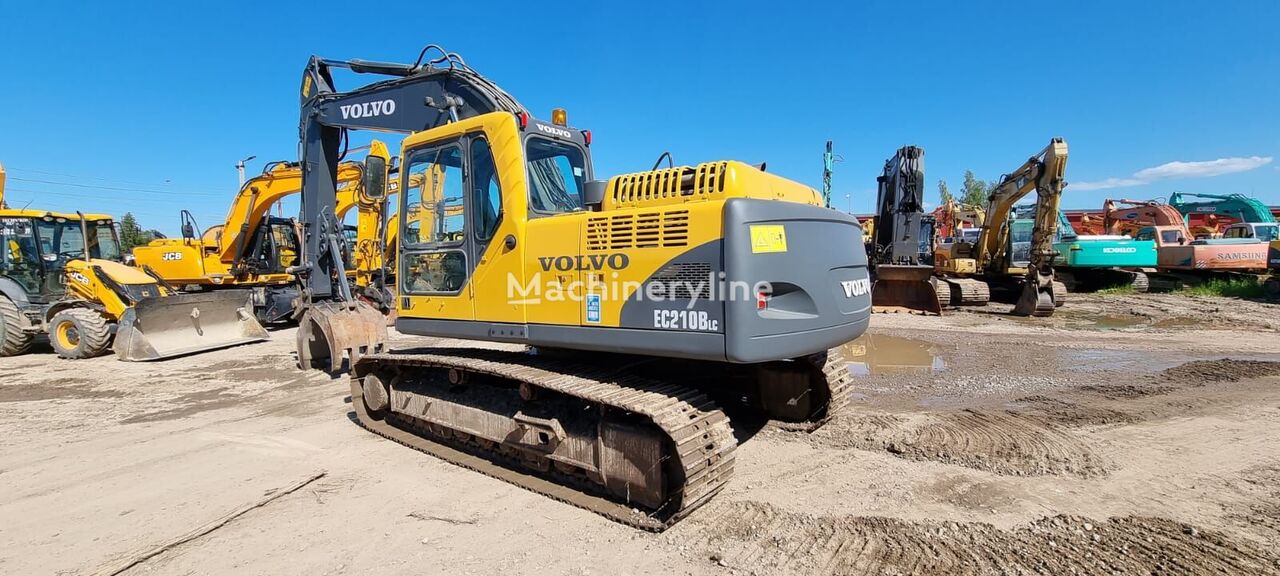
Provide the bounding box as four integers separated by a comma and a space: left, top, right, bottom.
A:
937, 170, 997, 208
118, 213, 165, 251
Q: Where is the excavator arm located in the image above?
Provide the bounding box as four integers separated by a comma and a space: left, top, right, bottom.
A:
216, 160, 366, 268
296, 49, 527, 369
976, 138, 1068, 316
1102, 198, 1189, 236
868, 146, 945, 313
1169, 192, 1277, 229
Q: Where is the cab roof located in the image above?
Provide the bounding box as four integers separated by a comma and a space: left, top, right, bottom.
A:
0, 208, 115, 221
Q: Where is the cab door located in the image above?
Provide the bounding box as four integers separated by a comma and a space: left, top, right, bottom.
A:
468, 131, 527, 325
398, 138, 475, 321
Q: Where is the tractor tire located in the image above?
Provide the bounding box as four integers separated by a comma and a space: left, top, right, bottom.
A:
49, 308, 112, 360
0, 297, 35, 357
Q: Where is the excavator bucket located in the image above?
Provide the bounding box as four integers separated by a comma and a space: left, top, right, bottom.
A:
871, 264, 944, 315
113, 290, 269, 361
1013, 270, 1057, 317
297, 300, 387, 373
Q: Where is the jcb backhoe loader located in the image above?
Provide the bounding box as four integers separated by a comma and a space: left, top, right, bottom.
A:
866, 145, 948, 314
0, 205, 266, 360
133, 148, 394, 322
291, 47, 870, 529
934, 138, 1069, 316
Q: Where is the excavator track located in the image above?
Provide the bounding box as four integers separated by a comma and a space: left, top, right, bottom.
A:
940, 277, 991, 306
350, 347, 739, 530
790, 345, 856, 430
349, 345, 853, 529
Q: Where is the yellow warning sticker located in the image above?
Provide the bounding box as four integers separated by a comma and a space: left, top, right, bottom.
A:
749, 224, 788, 254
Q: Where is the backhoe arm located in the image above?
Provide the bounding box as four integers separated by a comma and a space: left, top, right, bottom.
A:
217, 160, 365, 265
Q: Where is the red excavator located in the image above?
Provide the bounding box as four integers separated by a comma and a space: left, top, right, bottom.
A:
1102, 199, 1269, 278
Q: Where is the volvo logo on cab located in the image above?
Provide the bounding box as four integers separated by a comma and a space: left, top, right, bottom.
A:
536, 124, 573, 139
339, 99, 396, 120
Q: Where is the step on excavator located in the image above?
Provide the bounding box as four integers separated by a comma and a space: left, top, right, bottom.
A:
291, 46, 870, 528
933, 138, 1069, 316
866, 145, 948, 314
0, 169, 266, 360
132, 149, 394, 323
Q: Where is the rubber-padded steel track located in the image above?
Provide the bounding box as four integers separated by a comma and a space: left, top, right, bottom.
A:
350, 347, 738, 530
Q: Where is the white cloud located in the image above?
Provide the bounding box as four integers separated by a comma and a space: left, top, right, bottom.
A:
1071, 177, 1144, 191
1072, 155, 1273, 191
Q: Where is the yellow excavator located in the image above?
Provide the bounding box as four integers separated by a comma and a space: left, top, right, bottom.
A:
934, 138, 1068, 316
1, 166, 266, 360
133, 146, 394, 323
290, 47, 870, 529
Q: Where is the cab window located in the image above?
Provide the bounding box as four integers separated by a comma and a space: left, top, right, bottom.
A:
403, 144, 466, 246
526, 137, 586, 215
470, 136, 503, 241
0, 217, 42, 293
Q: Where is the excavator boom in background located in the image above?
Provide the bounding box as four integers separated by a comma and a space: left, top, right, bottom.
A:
292, 46, 869, 528
934, 138, 1068, 316
133, 150, 394, 323
866, 146, 946, 314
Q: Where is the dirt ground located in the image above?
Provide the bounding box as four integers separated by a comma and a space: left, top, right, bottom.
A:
2, 292, 1279, 575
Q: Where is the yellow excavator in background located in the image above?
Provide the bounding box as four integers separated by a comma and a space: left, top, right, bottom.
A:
934, 138, 1068, 316
133, 144, 394, 323
2, 166, 266, 360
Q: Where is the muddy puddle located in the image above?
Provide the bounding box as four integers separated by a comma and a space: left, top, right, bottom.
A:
839, 334, 946, 377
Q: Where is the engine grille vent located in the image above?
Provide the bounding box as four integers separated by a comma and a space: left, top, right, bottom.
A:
611, 162, 728, 205
586, 210, 689, 251
649, 262, 713, 300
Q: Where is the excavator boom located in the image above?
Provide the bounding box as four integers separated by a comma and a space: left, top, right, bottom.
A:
977, 138, 1068, 316
868, 146, 945, 314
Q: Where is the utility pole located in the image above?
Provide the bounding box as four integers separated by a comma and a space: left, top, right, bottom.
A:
822, 140, 843, 209
236, 155, 257, 187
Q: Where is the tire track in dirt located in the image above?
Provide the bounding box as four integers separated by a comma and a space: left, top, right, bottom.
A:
679, 501, 1280, 576
807, 410, 1108, 478
1230, 464, 1280, 544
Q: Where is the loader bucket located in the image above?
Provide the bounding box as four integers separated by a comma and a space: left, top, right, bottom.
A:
871, 264, 944, 315
113, 290, 269, 361
296, 300, 387, 373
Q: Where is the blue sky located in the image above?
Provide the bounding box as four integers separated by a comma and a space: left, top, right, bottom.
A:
1, 0, 1276, 235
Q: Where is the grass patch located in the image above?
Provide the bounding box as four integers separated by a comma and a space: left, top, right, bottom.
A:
1096, 284, 1137, 295
1181, 278, 1266, 299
